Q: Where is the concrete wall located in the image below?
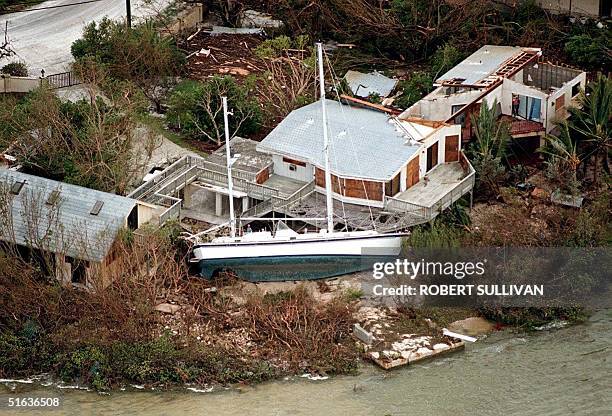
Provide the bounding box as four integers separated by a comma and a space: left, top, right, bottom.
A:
501, 71, 586, 132
162, 4, 203, 36
536, 0, 603, 17
136, 202, 157, 227
1, 75, 41, 94
402, 87, 483, 121
415, 124, 462, 180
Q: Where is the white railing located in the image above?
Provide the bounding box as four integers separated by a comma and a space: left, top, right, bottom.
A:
157, 195, 182, 225
239, 180, 315, 220
384, 153, 475, 222
383, 197, 429, 218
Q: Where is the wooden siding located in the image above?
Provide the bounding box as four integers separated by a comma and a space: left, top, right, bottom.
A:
256, 167, 270, 184
315, 167, 342, 194
406, 157, 419, 188
385, 173, 401, 197
344, 178, 383, 201
282, 156, 306, 167
445, 135, 459, 162
315, 167, 383, 201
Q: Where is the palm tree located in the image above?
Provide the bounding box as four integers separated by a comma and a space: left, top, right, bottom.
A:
469, 98, 511, 195
567, 75, 611, 184
539, 122, 581, 194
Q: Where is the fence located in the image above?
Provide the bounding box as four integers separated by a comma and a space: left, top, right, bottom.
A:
46, 71, 81, 89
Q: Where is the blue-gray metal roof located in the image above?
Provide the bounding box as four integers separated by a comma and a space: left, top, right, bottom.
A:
0, 170, 137, 262
435, 45, 524, 86
256, 100, 420, 181
344, 70, 398, 98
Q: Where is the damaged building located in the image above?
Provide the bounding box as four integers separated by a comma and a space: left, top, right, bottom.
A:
129, 99, 475, 233
0, 170, 157, 289
401, 45, 587, 154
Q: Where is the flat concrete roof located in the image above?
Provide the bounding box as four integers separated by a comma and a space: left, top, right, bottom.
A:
208, 137, 272, 174
436, 45, 538, 86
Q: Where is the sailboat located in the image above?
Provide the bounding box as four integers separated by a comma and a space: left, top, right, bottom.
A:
190, 43, 406, 281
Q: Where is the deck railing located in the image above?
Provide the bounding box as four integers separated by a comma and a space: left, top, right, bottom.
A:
239, 180, 316, 221
384, 153, 475, 222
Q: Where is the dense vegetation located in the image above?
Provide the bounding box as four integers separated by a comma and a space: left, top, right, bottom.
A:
0, 0, 609, 391
0, 84, 154, 194
71, 18, 185, 112
0, 61, 28, 77
0, 230, 359, 389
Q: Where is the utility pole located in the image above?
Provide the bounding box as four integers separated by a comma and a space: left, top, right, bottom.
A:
126, 0, 132, 28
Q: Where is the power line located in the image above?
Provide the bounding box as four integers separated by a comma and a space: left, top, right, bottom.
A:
1, 0, 105, 14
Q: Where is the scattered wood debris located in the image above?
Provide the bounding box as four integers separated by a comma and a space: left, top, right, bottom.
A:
181, 31, 265, 81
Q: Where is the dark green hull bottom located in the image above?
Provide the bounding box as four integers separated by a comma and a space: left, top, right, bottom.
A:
196, 255, 391, 282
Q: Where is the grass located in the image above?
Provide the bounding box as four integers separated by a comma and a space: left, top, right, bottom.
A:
137, 112, 206, 156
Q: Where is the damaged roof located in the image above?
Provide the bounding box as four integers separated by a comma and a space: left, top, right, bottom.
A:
435, 45, 540, 86
0, 170, 136, 262
344, 70, 398, 98
257, 100, 429, 181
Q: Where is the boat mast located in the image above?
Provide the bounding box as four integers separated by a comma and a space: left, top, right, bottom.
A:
222, 96, 236, 238
316, 42, 334, 234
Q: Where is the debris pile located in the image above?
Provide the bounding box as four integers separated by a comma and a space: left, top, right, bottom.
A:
353, 306, 464, 370
182, 31, 265, 80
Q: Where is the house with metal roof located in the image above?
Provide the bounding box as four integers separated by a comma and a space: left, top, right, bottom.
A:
256, 99, 471, 209
128, 99, 475, 233
0, 170, 157, 288
401, 45, 586, 154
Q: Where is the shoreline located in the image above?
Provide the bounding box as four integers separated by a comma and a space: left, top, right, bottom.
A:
0, 313, 591, 395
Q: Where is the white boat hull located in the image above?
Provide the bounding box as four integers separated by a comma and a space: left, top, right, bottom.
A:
192, 232, 405, 281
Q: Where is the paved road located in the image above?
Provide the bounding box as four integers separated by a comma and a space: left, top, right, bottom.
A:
0, 0, 171, 75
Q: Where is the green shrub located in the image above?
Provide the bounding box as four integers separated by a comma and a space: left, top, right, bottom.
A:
565, 32, 611, 70
166, 77, 262, 143
395, 72, 433, 109
1, 61, 28, 77
430, 43, 464, 79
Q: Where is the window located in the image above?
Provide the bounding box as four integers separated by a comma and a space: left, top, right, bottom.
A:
571, 83, 580, 98
90, 200, 104, 215
289, 164, 297, 172
451, 104, 466, 126
10, 180, 25, 195
516, 95, 541, 121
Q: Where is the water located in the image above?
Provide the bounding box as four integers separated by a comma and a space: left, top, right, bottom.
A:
2, 310, 611, 416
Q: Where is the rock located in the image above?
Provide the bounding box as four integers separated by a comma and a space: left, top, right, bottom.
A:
448, 317, 494, 336
531, 187, 549, 199
155, 303, 181, 314
370, 351, 380, 359
416, 347, 432, 355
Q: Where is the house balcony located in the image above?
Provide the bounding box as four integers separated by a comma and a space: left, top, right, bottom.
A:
500, 115, 545, 138
384, 152, 475, 221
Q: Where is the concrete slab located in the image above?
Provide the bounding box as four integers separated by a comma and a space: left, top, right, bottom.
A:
395, 162, 465, 208
262, 174, 307, 197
